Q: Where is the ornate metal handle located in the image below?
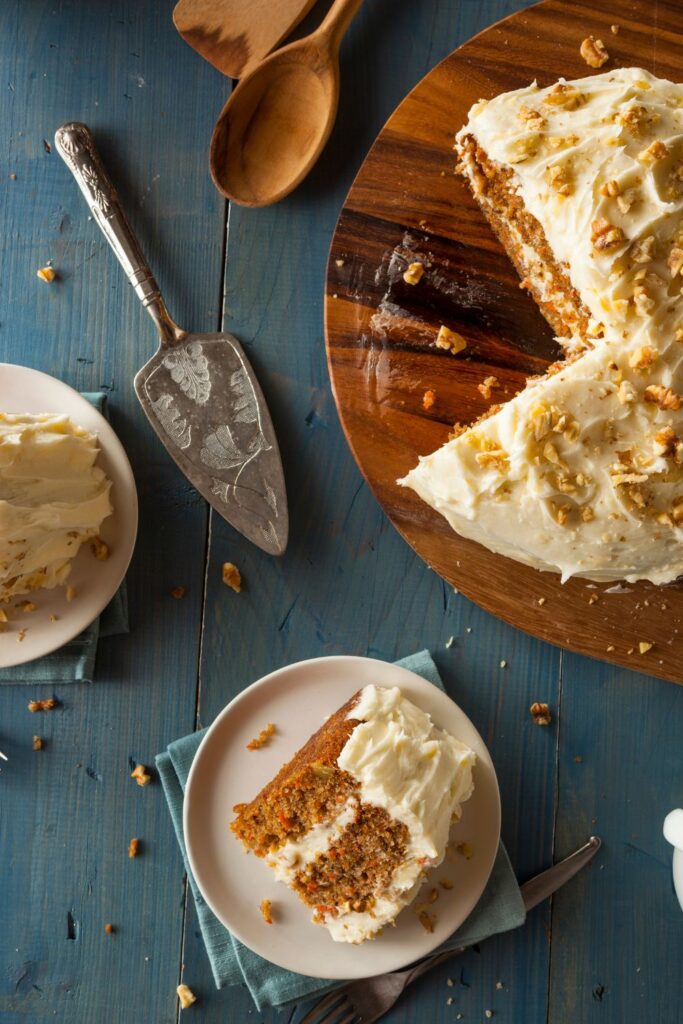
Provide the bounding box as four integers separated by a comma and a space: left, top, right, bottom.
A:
54, 122, 185, 346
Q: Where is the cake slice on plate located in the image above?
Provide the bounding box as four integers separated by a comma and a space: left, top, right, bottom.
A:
401, 67, 683, 583
231, 685, 475, 943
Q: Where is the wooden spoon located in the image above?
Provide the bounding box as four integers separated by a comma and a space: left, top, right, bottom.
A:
209, 0, 365, 207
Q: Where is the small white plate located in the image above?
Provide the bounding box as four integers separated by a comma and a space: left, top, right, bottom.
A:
184, 655, 501, 979
0, 364, 138, 667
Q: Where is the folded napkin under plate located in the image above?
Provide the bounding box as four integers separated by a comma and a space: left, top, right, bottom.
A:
0, 393, 129, 685
157, 649, 526, 1011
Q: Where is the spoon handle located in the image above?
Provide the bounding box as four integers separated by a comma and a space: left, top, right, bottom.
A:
317, 0, 365, 51
54, 122, 184, 346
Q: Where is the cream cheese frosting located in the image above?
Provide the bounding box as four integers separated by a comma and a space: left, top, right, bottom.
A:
401, 68, 683, 583
0, 413, 113, 600
325, 685, 474, 943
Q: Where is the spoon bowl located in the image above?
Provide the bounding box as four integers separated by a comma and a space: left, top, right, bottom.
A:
210, 0, 364, 207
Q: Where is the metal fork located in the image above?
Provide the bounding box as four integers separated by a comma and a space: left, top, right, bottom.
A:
299, 836, 601, 1024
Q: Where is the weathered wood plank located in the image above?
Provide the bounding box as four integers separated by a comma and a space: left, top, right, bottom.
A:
0, 0, 224, 1021
186, 1, 558, 1021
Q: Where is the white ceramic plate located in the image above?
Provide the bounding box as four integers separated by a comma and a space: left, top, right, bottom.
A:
0, 364, 138, 667
184, 655, 501, 979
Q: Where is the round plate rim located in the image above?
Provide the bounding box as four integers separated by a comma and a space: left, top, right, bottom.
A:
0, 363, 138, 666
184, 653, 501, 978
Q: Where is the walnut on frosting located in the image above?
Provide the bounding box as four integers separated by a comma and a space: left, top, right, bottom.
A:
638, 140, 669, 164
644, 385, 683, 411
631, 236, 656, 263
545, 164, 573, 196
591, 218, 626, 251
518, 105, 547, 131
543, 83, 585, 110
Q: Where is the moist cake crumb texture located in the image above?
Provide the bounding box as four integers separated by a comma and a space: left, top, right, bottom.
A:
231, 685, 476, 943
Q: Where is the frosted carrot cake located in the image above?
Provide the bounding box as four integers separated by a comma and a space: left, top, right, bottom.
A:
231, 685, 476, 943
401, 67, 683, 583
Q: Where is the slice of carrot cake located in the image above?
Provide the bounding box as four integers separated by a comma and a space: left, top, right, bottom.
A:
231, 685, 476, 943
401, 68, 683, 583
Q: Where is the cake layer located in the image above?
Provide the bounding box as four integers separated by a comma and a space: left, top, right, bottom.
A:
231, 685, 476, 943
0, 413, 113, 599
401, 68, 683, 584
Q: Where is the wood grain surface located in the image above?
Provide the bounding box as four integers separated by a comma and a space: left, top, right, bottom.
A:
325, 0, 683, 686
0, 1, 681, 1023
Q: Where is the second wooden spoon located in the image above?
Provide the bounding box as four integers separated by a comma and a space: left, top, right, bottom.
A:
209, 0, 365, 207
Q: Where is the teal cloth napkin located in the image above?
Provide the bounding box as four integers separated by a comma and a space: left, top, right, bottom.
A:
0, 393, 129, 684
157, 650, 526, 1011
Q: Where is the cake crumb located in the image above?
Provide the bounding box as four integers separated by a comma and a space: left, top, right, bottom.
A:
447, 996, 454, 1005
335, 258, 345, 267
177, 984, 197, 1009
28, 697, 57, 713
440, 878, 454, 890
496, 981, 504, 989
49, 614, 58, 623
447, 978, 454, 987
580, 36, 609, 68
36, 266, 56, 283
104, 923, 114, 934
260, 898, 273, 924
574, 755, 583, 763
530, 702, 552, 725
638, 641, 653, 654
422, 388, 436, 410
20, 601, 36, 613
0, 609, 7, 623
128, 837, 140, 858
131, 763, 152, 787
90, 537, 109, 561
477, 375, 499, 400
588, 593, 598, 605
610, 23, 619, 34
485, 1012, 494, 1019
170, 586, 186, 599
456, 841, 473, 860
247, 723, 276, 751
222, 562, 242, 592
403, 261, 425, 285
65, 585, 77, 602
418, 910, 435, 933
606, 644, 615, 652
537, 597, 546, 606
499, 659, 507, 668
435, 325, 467, 354
17, 629, 27, 642
32, 736, 43, 751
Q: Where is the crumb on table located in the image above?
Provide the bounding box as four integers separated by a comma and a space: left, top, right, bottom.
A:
260, 898, 273, 924
638, 641, 653, 654
403, 261, 425, 285
221, 562, 242, 593
530, 701, 552, 725
104, 923, 114, 935
247, 723, 276, 751
32, 736, 43, 751
170, 586, 186, 599
131, 763, 152, 786
422, 389, 436, 410
128, 837, 140, 858
28, 697, 57, 713
177, 984, 197, 1009
435, 325, 467, 355
36, 266, 56, 283
477, 375, 499, 400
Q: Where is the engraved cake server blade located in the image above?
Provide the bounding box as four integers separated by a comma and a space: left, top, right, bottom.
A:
54, 122, 288, 556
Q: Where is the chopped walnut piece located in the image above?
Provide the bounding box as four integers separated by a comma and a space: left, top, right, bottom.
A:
477, 375, 500, 400
403, 261, 424, 285
247, 722, 276, 751
667, 247, 683, 278
580, 36, 609, 68
32, 736, 43, 751
518, 105, 547, 130
170, 586, 186, 599
36, 266, 56, 283
638, 140, 668, 163
104, 923, 114, 935
545, 164, 572, 196
28, 697, 57, 713
645, 384, 682, 410
631, 235, 655, 263
591, 218, 626, 252
417, 910, 435, 933
628, 345, 657, 370
435, 325, 467, 354
221, 562, 242, 593
639, 641, 653, 654
544, 83, 585, 109
600, 179, 620, 198
177, 984, 197, 1009
530, 701, 552, 725
581, 506, 595, 522
128, 837, 140, 858
90, 536, 109, 561
422, 389, 436, 411
617, 380, 636, 404
260, 898, 274, 924
616, 188, 638, 214
131, 763, 152, 787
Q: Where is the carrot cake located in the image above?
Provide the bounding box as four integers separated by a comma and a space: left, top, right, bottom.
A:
401, 68, 683, 583
231, 685, 476, 943
0, 413, 112, 600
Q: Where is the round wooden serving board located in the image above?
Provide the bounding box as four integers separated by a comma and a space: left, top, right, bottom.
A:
325, 0, 683, 685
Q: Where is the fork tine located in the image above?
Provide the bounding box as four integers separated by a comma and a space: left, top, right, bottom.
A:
318, 1006, 357, 1024
299, 992, 347, 1024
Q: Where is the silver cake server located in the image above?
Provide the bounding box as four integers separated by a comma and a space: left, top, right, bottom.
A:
54, 122, 288, 556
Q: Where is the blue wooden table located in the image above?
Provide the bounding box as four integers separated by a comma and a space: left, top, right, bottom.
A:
0, 2, 681, 1022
